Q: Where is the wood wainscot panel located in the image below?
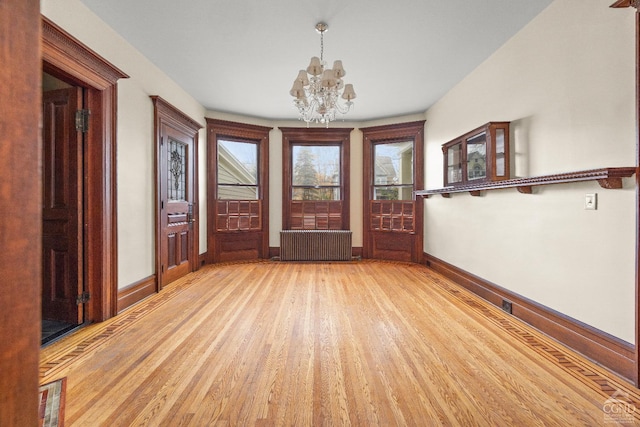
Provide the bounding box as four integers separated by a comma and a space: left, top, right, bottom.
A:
117, 275, 157, 313
216, 233, 262, 262
371, 232, 413, 262
424, 252, 635, 382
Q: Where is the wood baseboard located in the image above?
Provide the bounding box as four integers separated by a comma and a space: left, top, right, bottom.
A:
352, 247, 363, 258
199, 252, 207, 267
424, 252, 635, 382
117, 275, 157, 313
269, 246, 363, 259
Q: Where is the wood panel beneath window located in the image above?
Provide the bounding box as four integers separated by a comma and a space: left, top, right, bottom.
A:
369, 231, 414, 262
370, 200, 415, 232
215, 233, 263, 262
290, 200, 343, 230
216, 200, 261, 232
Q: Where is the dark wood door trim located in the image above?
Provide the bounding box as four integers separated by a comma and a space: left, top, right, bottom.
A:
42, 16, 129, 322
1, 1, 41, 424
152, 96, 202, 289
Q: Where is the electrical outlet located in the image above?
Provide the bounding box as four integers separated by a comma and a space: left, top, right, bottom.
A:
585, 193, 597, 210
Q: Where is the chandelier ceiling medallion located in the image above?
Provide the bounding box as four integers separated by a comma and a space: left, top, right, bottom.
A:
290, 22, 356, 126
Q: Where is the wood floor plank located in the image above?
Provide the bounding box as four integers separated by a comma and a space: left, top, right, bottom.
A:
41, 261, 640, 426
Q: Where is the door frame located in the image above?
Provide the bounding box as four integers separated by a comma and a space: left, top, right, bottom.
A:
151, 96, 202, 289
42, 17, 128, 322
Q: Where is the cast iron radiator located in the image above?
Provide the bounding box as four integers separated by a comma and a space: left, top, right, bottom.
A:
280, 230, 352, 261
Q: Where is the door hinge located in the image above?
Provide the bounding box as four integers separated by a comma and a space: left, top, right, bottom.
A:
76, 291, 90, 305
75, 109, 90, 133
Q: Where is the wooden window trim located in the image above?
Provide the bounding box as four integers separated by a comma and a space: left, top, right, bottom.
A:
206, 119, 271, 260
280, 127, 353, 230
361, 121, 425, 261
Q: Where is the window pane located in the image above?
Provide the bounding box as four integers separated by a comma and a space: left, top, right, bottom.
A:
292, 146, 340, 186
218, 185, 259, 200
292, 187, 340, 201
447, 143, 463, 184
374, 141, 413, 186
466, 133, 487, 181
218, 140, 258, 185
374, 185, 413, 201
168, 138, 186, 201
495, 128, 506, 177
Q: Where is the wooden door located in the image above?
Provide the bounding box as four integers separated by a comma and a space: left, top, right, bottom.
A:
159, 126, 196, 287
42, 87, 84, 324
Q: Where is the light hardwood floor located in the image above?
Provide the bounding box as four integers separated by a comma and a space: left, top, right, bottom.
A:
40, 261, 640, 426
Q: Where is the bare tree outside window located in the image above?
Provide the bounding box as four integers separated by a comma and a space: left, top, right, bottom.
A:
292, 145, 340, 200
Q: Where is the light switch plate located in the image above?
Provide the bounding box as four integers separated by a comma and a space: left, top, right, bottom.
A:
585, 193, 597, 210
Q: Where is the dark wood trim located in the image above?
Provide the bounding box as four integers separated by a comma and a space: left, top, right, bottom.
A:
361, 121, 425, 262
117, 276, 157, 313
199, 252, 208, 267
151, 96, 203, 136
611, 0, 639, 9
42, 17, 129, 322
280, 127, 353, 231
269, 247, 280, 259
351, 247, 363, 258
610, 0, 640, 387
1, 1, 41, 424
42, 17, 128, 90
269, 246, 363, 259
151, 96, 202, 288
206, 119, 272, 263
415, 167, 636, 198
636, 5, 640, 391
424, 253, 636, 382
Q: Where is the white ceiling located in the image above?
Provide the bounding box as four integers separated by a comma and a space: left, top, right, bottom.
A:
80, 0, 553, 122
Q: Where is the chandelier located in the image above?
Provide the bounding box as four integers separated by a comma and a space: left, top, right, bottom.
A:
289, 23, 356, 126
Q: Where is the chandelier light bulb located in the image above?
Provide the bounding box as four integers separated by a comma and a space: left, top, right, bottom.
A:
290, 22, 356, 126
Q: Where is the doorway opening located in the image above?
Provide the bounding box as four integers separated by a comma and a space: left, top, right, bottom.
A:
41, 71, 87, 345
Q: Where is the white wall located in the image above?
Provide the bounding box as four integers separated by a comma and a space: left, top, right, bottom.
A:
42, 0, 207, 289
424, 0, 636, 343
